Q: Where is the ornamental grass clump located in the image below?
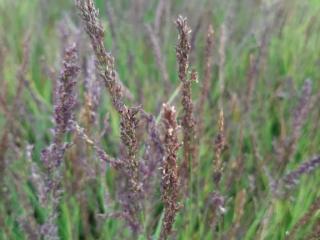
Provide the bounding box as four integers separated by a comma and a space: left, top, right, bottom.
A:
1, 1, 320, 239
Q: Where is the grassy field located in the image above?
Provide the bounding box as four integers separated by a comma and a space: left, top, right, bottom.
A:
0, 0, 320, 239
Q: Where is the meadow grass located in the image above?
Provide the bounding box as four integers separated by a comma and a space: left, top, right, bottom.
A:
0, 0, 320, 239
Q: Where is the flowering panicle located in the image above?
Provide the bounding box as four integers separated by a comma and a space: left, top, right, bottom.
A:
175, 15, 195, 186
76, 0, 124, 114
160, 104, 181, 239
42, 43, 79, 172
41, 43, 79, 240
208, 109, 227, 230
76, 0, 141, 232
213, 109, 227, 185
54, 44, 79, 142
120, 106, 140, 190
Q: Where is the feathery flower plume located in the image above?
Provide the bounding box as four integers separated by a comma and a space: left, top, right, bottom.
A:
76, 0, 141, 232
175, 15, 195, 186
76, 0, 123, 112
160, 104, 181, 240
42, 44, 79, 171
41, 43, 79, 239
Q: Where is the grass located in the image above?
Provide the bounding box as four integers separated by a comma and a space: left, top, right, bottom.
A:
0, 0, 320, 239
